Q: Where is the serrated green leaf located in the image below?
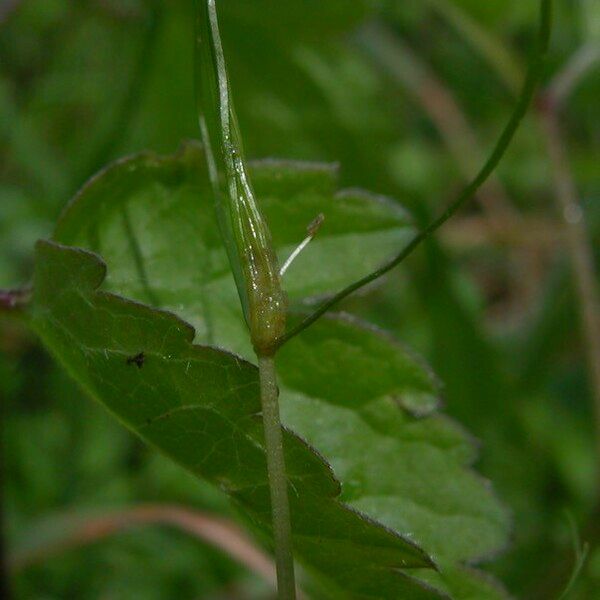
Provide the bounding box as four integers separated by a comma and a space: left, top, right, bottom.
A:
276, 316, 511, 597
35, 143, 510, 598
31, 240, 441, 599
416, 561, 511, 600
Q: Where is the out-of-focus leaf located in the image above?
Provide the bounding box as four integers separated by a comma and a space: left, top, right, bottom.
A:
53, 141, 414, 357
424, 0, 525, 92
220, 0, 372, 40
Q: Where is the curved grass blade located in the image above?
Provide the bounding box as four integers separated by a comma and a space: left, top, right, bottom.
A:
277, 0, 553, 348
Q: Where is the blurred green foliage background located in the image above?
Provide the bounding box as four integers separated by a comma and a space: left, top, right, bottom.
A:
1, 0, 599, 598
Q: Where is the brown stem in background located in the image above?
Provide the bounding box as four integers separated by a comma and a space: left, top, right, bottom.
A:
537, 100, 600, 479
368, 11, 600, 478
441, 215, 562, 249
534, 44, 600, 482
9, 505, 276, 591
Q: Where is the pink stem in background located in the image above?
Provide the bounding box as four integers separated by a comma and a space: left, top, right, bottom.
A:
10, 504, 277, 591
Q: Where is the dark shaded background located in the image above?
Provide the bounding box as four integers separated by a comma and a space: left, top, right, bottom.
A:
1, 0, 599, 598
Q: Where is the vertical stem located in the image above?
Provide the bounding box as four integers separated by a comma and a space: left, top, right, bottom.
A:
258, 355, 296, 599
539, 107, 600, 481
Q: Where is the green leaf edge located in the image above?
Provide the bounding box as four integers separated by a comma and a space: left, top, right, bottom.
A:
41, 141, 510, 597
30, 238, 450, 600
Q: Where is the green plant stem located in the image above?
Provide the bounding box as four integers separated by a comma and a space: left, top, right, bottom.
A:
276, 0, 551, 350
258, 355, 296, 599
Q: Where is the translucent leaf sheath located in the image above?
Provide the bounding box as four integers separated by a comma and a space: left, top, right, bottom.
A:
195, 0, 286, 354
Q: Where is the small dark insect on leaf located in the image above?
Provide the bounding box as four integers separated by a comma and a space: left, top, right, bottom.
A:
127, 352, 145, 369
